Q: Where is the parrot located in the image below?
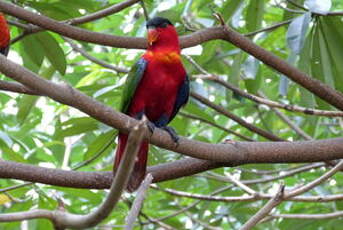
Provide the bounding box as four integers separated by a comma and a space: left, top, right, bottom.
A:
114, 17, 189, 192
0, 13, 10, 56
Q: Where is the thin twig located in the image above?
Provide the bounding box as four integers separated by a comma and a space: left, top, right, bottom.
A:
271, 107, 312, 140
191, 92, 285, 141
185, 54, 343, 118
245, 19, 292, 37
65, 37, 129, 73
269, 211, 343, 219
240, 184, 285, 230
223, 173, 257, 196
125, 174, 153, 230
286, 160, 343, 198
194, 74, 343, 117
139, 0, 149, 21
180, 112, 254, 141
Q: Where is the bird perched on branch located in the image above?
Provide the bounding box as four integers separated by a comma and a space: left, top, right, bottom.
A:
114, 17, 189, 192
0, 13, 10, 56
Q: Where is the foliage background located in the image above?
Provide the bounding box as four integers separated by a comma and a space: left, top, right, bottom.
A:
0, 0, 343, 229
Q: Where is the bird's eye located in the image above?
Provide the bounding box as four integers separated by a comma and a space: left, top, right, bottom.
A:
160, 22, 168, 28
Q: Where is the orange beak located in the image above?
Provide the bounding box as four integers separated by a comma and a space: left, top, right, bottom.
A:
147, 29, 159, 46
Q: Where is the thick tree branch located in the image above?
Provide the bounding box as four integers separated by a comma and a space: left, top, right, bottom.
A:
220, 26, 343, 111
0, 80, 41, 95
1, 56, 343, 164
10, 0, 141, 43
1, 0, 223, 49
0, 158, 222, 189
2, 0, 343, 110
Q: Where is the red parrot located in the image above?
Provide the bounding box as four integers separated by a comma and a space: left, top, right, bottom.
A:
0, 13, 10, 56
114, 17, 189, 192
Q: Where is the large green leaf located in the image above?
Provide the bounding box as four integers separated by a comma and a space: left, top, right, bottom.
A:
286, 12, 311, 55
246, 0, 264, 31
36, 32, 67, 75
16, 66, 56, 124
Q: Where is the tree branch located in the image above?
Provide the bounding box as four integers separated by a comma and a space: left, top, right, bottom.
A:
241, 184, 285, 230
194, 74, 343, 117
10, 0, 141, 44
191, 92, 285, 141
0, 120, 147, 229
220, 25, 343, 111
270, 211, 343, 219
286, 160, 343, 198
125, 174, 153, 230
2, 0, 343, 110
1, 56, 343, 165
65, 37, 129, 73
180, 112, 255, 141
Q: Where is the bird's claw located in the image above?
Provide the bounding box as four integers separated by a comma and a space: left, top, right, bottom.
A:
147, 121, 155, 134
162, 126, 179, 144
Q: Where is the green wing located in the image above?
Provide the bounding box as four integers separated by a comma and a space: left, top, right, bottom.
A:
120, 58, 148, 113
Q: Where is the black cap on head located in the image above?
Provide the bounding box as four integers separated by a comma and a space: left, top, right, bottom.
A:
146, 17, 173, 29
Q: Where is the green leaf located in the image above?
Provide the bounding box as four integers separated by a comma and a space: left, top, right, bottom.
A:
246, 0, 265, 31
319, 17, 343, 93
286, 12, 311, 54
244, 66, 262, 94
36, 32, 66, 75
305, 0, 332, 14
221, 0, 244, 23
20, 35, 45, 73
183, 101, 215, 123
16, 66, 55, 124
57, 117, 99, 138
298, 32, 316, 108
84, 130, 116, 161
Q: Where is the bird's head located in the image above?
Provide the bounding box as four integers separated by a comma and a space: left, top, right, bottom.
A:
146, 17, 180, 51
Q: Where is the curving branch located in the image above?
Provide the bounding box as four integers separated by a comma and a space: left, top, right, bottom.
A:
0, 158, 222, 189
194, 75, 343, 117
0, 120, 147, 229
10, 0, 141, 44
2, 1, 343, 110
220, 25, 343, 111
1, 56, 343, 164
241, 184, 285, 230
153, 185, 343, 203
125, 174, 153, 230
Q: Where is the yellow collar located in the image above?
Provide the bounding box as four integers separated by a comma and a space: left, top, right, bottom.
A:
145, 51, 181, 64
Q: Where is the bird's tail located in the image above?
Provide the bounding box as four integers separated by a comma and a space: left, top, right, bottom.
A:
114, 133, 149, 192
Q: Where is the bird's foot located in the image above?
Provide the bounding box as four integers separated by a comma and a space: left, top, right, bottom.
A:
224, 139, 236, 144
147, 121, 155, 134
162, 126, 179, 144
